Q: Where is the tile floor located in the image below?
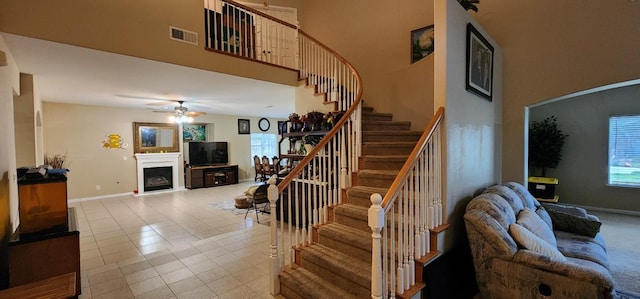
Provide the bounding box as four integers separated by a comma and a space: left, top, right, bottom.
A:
71, 181, 279, 299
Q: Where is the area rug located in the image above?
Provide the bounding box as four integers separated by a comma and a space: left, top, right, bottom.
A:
209, 200, 248, 216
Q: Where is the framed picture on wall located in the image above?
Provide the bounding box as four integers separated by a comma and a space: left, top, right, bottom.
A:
411, 25, 434, 64
238, 119, 250, 134
183, 124, 207, 142
277, 121, 287, 135
465, 23, 494, 101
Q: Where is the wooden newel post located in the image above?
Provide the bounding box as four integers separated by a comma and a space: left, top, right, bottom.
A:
267, 176, 280, 295
369, 193, 385, 299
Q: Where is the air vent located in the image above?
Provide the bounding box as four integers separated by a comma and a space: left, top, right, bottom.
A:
169, 26, 198, 45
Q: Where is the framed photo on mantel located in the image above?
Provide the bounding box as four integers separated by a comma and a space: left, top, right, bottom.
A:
465, 23, 494, 101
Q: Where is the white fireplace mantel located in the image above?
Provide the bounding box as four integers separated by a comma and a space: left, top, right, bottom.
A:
134, 153, 182, 195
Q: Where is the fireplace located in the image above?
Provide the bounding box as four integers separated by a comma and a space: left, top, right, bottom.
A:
143, 166, 173, 192
134, 153, 181, 195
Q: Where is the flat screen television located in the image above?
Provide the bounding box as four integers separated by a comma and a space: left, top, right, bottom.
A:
188, 141, 229, 166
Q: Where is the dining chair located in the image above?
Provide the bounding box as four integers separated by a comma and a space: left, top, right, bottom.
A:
262, 156, 273, 179
272, 156, 280, 175
253, 155, 264, 181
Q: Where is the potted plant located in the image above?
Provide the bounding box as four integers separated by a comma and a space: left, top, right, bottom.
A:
304, 111, 325, 131
528, 115, 568, 200
302, 134, 322, 155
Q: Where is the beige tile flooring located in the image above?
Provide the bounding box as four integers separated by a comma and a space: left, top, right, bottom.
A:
71, 181, 278, 299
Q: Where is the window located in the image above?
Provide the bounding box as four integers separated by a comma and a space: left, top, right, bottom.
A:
251, 133, 278, 164
608, 115, 640, 187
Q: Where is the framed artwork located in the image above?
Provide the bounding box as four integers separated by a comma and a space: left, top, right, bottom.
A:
183, 124, 207, 142
277, 120, 287, 135
465, 23, 494, 101
411, 25, 435, 64
238, 119, 250, 134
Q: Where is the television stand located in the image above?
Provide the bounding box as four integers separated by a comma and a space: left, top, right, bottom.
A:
186, 164, 238, 189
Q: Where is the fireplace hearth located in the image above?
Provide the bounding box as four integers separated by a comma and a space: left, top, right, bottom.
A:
143, 166, 173, 192
134, 153, 181, 195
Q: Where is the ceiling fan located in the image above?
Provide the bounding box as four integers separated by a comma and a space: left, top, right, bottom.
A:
153, 100, 206, 123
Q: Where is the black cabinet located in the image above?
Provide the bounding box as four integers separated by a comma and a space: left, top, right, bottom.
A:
186, 165, 238, 189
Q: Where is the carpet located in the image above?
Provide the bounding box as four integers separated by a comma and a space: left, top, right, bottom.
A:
617, 290, 640, 299
209, 200, 248, 215
590, 211, 640, 297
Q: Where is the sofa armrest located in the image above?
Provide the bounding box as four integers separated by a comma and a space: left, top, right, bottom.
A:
513, 250, 614, 288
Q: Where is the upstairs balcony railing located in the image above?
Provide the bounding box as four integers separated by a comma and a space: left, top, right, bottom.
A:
204, 0, 298, 69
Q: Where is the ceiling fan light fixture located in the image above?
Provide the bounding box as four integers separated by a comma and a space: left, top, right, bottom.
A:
169, 115, 194, 123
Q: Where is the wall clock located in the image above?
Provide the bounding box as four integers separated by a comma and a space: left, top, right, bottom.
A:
258, 118, 270, 131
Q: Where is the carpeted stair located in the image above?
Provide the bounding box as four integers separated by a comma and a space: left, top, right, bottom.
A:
280, 106, 433, 298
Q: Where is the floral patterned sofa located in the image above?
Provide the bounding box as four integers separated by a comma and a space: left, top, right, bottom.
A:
464, 182, 615, 299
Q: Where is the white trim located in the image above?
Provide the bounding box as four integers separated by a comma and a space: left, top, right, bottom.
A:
133, 186, 187, 197
572, 204, 640, 217
528, 79, 640, 108
135, 153, 181, 195
69, 192, 133, 203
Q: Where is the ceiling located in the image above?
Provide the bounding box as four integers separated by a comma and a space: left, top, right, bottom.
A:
1, 33, 295, 119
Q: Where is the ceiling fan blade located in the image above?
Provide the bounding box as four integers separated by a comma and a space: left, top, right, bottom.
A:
152, 110, 176, 114
186, 111, 206, 117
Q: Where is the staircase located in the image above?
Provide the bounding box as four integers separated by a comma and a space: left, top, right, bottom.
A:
279, 106, 446, 299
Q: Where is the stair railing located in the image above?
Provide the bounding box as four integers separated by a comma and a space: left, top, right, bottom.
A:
203, 1, 365, 295
204, 0, 298, 69
266, 32, 363, 294
369, 107, 445, 299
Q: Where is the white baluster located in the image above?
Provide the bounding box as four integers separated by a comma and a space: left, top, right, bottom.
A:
369, 193, 384, 299
267, 176, 280, 295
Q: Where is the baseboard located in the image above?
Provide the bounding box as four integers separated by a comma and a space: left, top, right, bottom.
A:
69, 186, 187, 202
573, 204, 640, 217
69, 192, 133, 203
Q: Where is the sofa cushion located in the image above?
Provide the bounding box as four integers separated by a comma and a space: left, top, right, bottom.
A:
545, 208, 602, 237
504, 182, 540, 210
535, 205, 554, 230
509, 223, 566, 261
557, 236, 609, 269
483, 185, 524, 214
466, 193, 516, 229
543, 203, 588, 217
517, 208, 557, 248
554, 230, 607, 251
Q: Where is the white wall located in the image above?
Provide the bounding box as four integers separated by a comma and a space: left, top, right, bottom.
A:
0, 35, 20, 234
435, 0, 503, 248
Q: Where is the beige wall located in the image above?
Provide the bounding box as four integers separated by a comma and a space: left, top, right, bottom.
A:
471, 1, 640, 183
43, 102, 286, 199
298, 0, 436, 130
0, 0, 300, 88
13, 73, 36, 167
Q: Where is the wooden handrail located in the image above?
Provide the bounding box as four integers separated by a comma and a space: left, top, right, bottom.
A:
277, 31, 363, 193
381, 107, 445, 211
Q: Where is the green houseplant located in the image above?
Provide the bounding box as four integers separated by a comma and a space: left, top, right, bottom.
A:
528, 115, 568, 177
302, 134, 322, 155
